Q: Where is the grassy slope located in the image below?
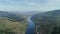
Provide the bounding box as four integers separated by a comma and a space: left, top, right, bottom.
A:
0, 17, 27, 34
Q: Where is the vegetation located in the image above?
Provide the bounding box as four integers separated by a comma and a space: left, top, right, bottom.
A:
0, 11, 27, 34
0, 11, 24, 22
31, 10, 60, 34
0, 18, 27, 34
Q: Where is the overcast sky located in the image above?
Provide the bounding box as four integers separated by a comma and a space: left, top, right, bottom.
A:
0, 0, 60, 11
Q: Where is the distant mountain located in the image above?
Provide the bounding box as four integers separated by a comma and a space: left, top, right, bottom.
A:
31, 10, 60, 34
10, 11, 42, 15
0, 11, 24, 22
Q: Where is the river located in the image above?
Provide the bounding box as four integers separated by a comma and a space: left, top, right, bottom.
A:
26, 16, 35, 34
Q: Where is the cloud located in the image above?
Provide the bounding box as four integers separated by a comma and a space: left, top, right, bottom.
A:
37, 0, 60, 11
21, 1, 40, 6
0, 0, 60, 11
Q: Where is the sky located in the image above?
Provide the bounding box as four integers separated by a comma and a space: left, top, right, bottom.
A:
0, 0, 60, 11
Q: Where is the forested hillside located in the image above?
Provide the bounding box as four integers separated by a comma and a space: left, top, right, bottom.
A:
31, 10, 60, 34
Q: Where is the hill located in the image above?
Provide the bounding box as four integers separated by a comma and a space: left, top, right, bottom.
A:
0, 11, 25, 22
31, 10, 60, 34
0, 11, 27, 34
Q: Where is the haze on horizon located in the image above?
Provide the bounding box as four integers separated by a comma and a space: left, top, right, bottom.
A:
0, 0, 60, 11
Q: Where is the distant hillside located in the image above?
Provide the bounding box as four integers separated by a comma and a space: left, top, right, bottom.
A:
11, 11, 41, 16
0, 11, 24, 22
31, 10, 60, 34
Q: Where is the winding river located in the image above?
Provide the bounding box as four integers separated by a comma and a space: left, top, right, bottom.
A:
26, 16, 35, 34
